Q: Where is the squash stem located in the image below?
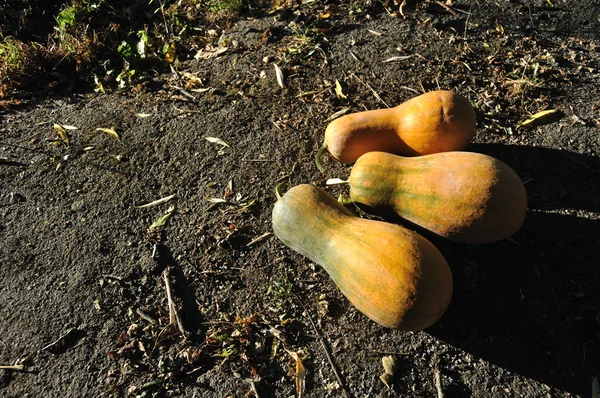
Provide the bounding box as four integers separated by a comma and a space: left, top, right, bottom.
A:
315, 143, 327, 173
275, 182, 286, 200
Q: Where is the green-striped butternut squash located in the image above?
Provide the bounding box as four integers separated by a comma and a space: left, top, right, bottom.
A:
323, 90, 476, 164
272, 184, 453, 331
349, 152, 527, 244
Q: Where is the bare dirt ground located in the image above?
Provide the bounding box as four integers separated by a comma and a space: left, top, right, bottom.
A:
1, 1, 599, 397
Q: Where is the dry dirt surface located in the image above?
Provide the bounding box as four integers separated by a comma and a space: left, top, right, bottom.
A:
1, 1, 600, 397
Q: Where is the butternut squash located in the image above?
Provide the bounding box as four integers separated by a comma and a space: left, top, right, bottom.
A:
321, 90, 476, 166
272, 184, 453, 330
349, 151, 527, 244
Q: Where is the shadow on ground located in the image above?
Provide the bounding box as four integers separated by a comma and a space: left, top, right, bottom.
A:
426, 143, 600, 396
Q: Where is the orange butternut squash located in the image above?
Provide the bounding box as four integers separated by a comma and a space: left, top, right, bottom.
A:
322, 90, 476, 166
272, 184, 453, 330
349, 151, 527, 244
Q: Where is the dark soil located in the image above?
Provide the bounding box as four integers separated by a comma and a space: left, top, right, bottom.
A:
1, 1, 599, 397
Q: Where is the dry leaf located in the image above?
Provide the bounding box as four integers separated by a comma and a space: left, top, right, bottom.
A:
53, 124, 70, 144
96, 127, 120, 141
194, 46, 228, 60
286, 350, 305, 398
273, 63, 285, 89
181, 71, 203, 88
382, 356, 397, 374
518, 109, 562, 128
164, 42, 177, 63
383, 55, 412, 63
224, 179, 234, 199
335, 80, 347, 99
61, 125, 79, 130
149, 206, 174, 230
135, 194, 177, 209
205, 136, 230, 147
379, 356, 397, 389
495, 20, 504, 35
326, 178, 348, 185
207, 198, 227, 203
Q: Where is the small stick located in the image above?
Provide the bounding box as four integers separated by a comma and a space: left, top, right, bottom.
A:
294, 294, 351, 398
369, 349, 408, 355
550, 285, 561, 310
172, 104, 205, 114
102, 274, 123, 282
41, 328, 76, 351
135, 194, 177, 209
575, 341, 586, 376
172, 86, 196, 101
434, 0, 456, 15
327, 107, 350, 121
157, 0, 170, 35
246, 232, 273, 247
163, 268, 177, 325
162, 268, 189, 338
136, 308, 158, 325
349, 50, 363, 64
399, 86, 420, 95
434, 369, 444, 398
399, 0, 407, 17
0, 365, 25, 371
463, 5, 472, 39
351, 73, 390, 108
0, 157, 29, 167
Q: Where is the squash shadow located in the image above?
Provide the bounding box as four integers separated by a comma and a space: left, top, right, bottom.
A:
423, 144, 600, 396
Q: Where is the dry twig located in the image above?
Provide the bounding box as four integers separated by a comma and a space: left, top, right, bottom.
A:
246, 232, 273, 247
0, 365, 25, 371
41, 328, 76, 351
434, 0, 456, 15
171, 86, 196, 100
434, 369, 444, 398
351, 73, 390, 108
0, 157, 28, 167
293, 294, 350, 398
163, 268, 189, 338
